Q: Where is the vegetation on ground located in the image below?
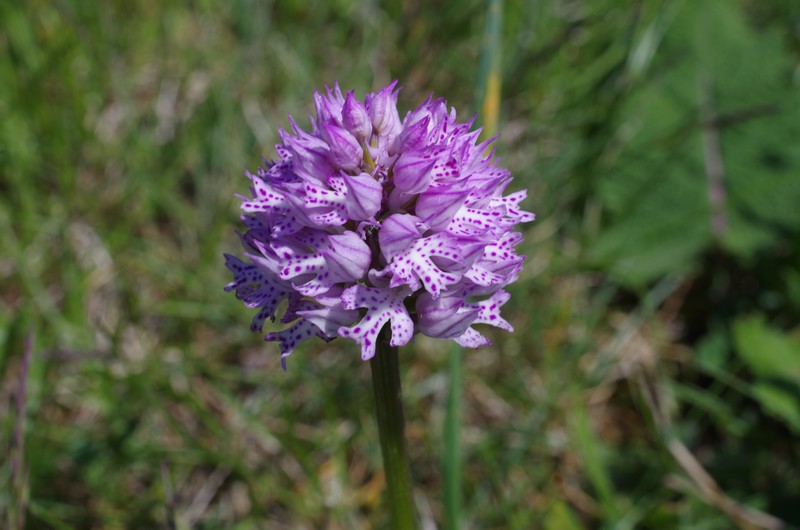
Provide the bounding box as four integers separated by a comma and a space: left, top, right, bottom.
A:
2, 0, 799, 528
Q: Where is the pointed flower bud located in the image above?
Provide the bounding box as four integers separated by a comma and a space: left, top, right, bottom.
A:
314, 90, 339, 128
392, 153, 435, 194
366, 81, 401, 137
340, 172, 382, 220
325, 232, 371, 280
389, 116, 430, 155
415, 185, 471, 232
322, 124, 362, 171
378, 214, 424, 261
342, 91, 372, 139
416, 292, 480, 339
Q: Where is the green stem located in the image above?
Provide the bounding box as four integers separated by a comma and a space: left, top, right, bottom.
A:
443, 343, 462, 530
370, 328, 417, 530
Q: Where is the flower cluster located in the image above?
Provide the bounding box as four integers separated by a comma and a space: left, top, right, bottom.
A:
225, 82, 534, 368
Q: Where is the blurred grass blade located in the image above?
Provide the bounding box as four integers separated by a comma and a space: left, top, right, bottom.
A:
625, 0, 682, 82
571, 398, 620, 522
444, 2, 505, 529
474, 0, 503, 136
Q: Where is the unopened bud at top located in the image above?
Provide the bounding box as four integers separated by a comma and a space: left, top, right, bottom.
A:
366, 81, 401, 137
390, 116, 430, 156
342, 92, 372, 140
322, 124, 363, 172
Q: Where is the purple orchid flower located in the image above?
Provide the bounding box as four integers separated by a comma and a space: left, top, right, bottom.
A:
225, 82, 534, 367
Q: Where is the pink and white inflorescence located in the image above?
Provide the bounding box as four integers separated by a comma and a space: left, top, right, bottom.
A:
225, 82, 534, 368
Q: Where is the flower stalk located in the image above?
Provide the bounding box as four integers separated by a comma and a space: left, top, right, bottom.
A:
371, 328, 417, 530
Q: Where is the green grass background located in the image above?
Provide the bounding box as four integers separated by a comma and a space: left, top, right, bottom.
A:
2, 0, 800, 528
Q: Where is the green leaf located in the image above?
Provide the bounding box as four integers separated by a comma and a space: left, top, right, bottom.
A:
752, 382, 800, 433
732, 315, 800, 432
544, 501, 585, 530
673, 383, 747, 437
732, 315, 800, 382
694, 327, 729, 370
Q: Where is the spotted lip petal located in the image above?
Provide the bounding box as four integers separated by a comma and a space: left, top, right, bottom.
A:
224, 254, 292, 328
225, 81, 534, 368
380, 233, 485, 299
276, 230, 370, 297
337, 285, 414, 360
265, 318, 327, 371
451, 290, 514, 349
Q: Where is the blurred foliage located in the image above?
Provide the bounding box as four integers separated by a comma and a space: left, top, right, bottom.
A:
1, 0, 799, 529
733, 315, 800, 432
589, 0, 800, 286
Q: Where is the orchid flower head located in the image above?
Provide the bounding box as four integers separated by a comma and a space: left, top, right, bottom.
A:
225, 82, 534, 368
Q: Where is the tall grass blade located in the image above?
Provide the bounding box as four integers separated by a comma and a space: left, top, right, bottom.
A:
474, 0, 503, 137
444, 2, 505, 529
